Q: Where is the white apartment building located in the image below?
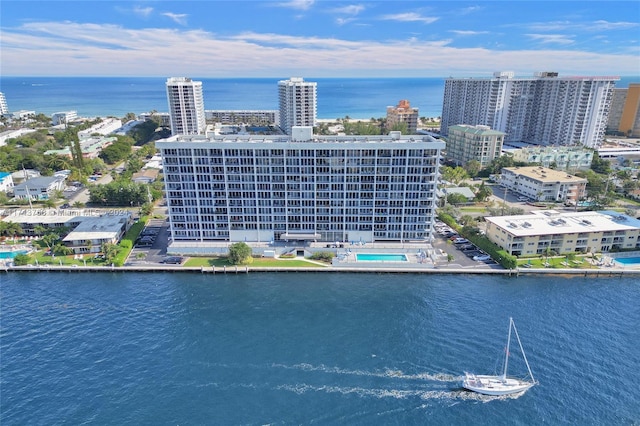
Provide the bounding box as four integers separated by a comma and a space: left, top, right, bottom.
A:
278, 77, 317, 135
446, 124, 504, 167
52, 111, 78, 126
441, 71, 618, 148
166, 77, 207, 136
505, 146, 594, 171
157, 128, 444, 252
77, 117, 122, 140
500, 166, 587, 202
485, 210, 640, 256
0, 92, 8, 116
386, 100, 419, 134
206, 110, 279, 125
13, 176, 66, 200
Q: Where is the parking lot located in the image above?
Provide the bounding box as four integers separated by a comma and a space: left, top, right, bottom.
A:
127, 218, 178, 265
432, 220, 500, 268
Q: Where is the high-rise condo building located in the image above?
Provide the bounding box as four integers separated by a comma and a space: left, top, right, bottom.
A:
157, 127, 444, 253
0, 92, 9, 115
386, 100, 419, 134
441, 71, 619, 148
166, 77, 206, 136
278, 77, 317, 134
607, 83, 640, 138
446, 124, 504, 168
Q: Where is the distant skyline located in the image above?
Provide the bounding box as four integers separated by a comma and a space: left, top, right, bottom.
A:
1, 0, 639, 78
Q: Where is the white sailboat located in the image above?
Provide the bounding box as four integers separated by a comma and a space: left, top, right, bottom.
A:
463, 317, 537, 396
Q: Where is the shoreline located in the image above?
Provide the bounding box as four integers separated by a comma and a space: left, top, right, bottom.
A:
4, 264, 639, 277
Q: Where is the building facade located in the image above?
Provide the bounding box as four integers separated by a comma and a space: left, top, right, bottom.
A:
446, 124, 504, 167
206, 110, 279, 125
386, 100, 419, 134
506, 145, 594, 171
166, 77, 207, 136
13, 176, 66, 200
500, 166, 587, 203
485, 210, 640, 256
278, 77, 317, 135
607, 83, 640, 137
441, 71, 618, 148
0, 92, 8, 116
51, 111, 78, 126
157, 128, 444, 250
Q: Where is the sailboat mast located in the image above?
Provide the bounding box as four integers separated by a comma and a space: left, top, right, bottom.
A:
512, 320, 536, 383
503, 317, 513, 378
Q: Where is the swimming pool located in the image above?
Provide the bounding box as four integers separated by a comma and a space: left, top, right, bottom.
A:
356, 253, 408, 262
613, 256, 640, 266
0, 250, 28, 259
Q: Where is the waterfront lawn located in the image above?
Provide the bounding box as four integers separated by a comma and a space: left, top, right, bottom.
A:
31, 251, 105, 266
518, 255, 597, 269
184, 256, 326, 268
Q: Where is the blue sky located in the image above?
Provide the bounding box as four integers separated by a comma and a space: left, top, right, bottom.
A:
1, 0, 639, 77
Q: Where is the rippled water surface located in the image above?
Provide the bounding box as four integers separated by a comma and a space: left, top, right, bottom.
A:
1, 272, 638, 424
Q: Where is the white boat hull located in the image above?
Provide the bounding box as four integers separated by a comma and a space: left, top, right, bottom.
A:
463, 374, 534, 396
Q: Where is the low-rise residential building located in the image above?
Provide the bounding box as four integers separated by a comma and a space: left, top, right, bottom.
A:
77, 118, 123, 140
506, 146, 594, 171
132, 169, 159, 184
62, 213, 133, 254
51, 111, 78, 126
206, 110, 279, 125
139, 112, 171, 127
44, 136, 115, 159
446, 124, 504, 167
500, 166, 587, 202
13, 176, 66, 200
386, 100, 419, 134
0, 172, 13, 194
0, 172, 14, 194
0, 128, 38, 146
485, 210, 640, 256
1, 209, 133, 254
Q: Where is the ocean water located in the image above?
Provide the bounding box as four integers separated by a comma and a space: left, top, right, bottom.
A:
2, 76, 636, 121
0, 77, 446, 120
1, 272, 638, 425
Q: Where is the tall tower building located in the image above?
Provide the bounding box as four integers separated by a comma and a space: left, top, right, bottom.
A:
607, 83, 640, 138
278, 77, 317, 134
0, 92, 9, 115
166, 77, 206, 135
441, 72, 619, 148
386, 100, 419, 133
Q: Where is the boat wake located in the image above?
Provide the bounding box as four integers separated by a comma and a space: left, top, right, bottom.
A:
269, 362, 463, 382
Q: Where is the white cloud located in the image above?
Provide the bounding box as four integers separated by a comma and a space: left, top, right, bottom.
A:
526, 34, 575, 45
331, 4, 365, 15
1, 21, 638, 77
450, 30, 489, 36
523, 20, 639, 32
163, 12, 188, 26
132, 6, 154, 18
380, 12, 439, 24
273, 0, 315, 10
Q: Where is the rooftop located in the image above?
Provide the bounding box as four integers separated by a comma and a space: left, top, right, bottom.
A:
486, 210, 640, 237
503, 166, 587, 183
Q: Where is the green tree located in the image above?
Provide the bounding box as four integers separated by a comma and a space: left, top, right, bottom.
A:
474, 182, 493, 202
101, 242, 119, 264
446, 192, 469, 205
13, 253, 32, 266
463, 160, 482, 177
440, 166, 469, 185
591, 153, 611, 175
228, 242, 253, 265
41, 233, 60, 252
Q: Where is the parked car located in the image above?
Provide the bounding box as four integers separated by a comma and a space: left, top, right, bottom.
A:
517, 196, 528, 201
161, 256, 184, 265
473, 254, 492, 261
453, 238, 469, 245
